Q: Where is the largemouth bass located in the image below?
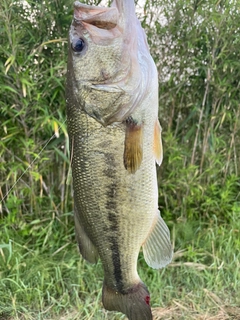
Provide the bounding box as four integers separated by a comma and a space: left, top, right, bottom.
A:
66, 1, 173, 319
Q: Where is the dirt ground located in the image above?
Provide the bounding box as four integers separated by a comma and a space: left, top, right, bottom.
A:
151, 305, 240, 320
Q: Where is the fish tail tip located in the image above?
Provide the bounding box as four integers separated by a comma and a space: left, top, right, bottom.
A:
102, 281, 153, 320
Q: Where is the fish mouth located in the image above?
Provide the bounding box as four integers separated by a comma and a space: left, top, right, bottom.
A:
73, 1, 119, 30
73, 1, 137, 35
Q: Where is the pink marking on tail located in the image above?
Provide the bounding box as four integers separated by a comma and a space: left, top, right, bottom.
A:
145, 295, 150, 305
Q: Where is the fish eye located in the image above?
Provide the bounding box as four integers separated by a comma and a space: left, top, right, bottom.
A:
71, 38, 85, 53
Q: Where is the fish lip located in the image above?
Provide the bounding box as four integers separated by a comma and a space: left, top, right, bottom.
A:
73, 1, 119, 30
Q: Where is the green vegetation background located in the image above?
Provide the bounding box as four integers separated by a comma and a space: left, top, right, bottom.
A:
0, 0, 239, 319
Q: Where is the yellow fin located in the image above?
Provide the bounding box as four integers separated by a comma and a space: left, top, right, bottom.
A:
153, 119, 163, 166
124, 117, 143, 174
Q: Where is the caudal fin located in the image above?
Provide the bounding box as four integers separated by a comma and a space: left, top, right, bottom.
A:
102, 281, 152, 320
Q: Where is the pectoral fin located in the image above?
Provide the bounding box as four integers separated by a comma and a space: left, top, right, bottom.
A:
142, 211, 173, 269
153, 119, 163, 166
74, 204, 99, 264
123, 117, 143, 174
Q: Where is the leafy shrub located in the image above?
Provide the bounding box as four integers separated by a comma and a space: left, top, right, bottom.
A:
142, 0, 240, 220
0, 0, 239, 226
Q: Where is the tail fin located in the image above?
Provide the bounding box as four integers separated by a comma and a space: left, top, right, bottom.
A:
102, 281, 152, 320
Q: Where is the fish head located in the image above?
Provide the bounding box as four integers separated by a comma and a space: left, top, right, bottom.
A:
69, 1, 124, 82
67, 0, 153, 126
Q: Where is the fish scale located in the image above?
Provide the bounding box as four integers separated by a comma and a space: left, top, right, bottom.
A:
66, 0, 173, 319
72, 112, 155, 284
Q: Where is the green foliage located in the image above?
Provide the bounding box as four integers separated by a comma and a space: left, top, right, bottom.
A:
0, 0, 72, 220
142, 0, 240, 220
0, 216, 239, 319
0, 0, 239, 319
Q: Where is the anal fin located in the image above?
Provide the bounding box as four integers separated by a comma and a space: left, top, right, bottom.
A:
142, 211, 173, 269
123, 117, 143, 174
74, 204, 99, 264
153, 119, 163, 166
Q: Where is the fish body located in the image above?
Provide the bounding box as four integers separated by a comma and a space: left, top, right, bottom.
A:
66, 1, 173, 319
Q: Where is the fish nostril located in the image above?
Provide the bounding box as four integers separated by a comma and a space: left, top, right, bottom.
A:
101, 69, 109, 80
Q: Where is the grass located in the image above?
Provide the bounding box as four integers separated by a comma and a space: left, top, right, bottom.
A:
0, 0, 240, 319
0, 212, 239, 319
